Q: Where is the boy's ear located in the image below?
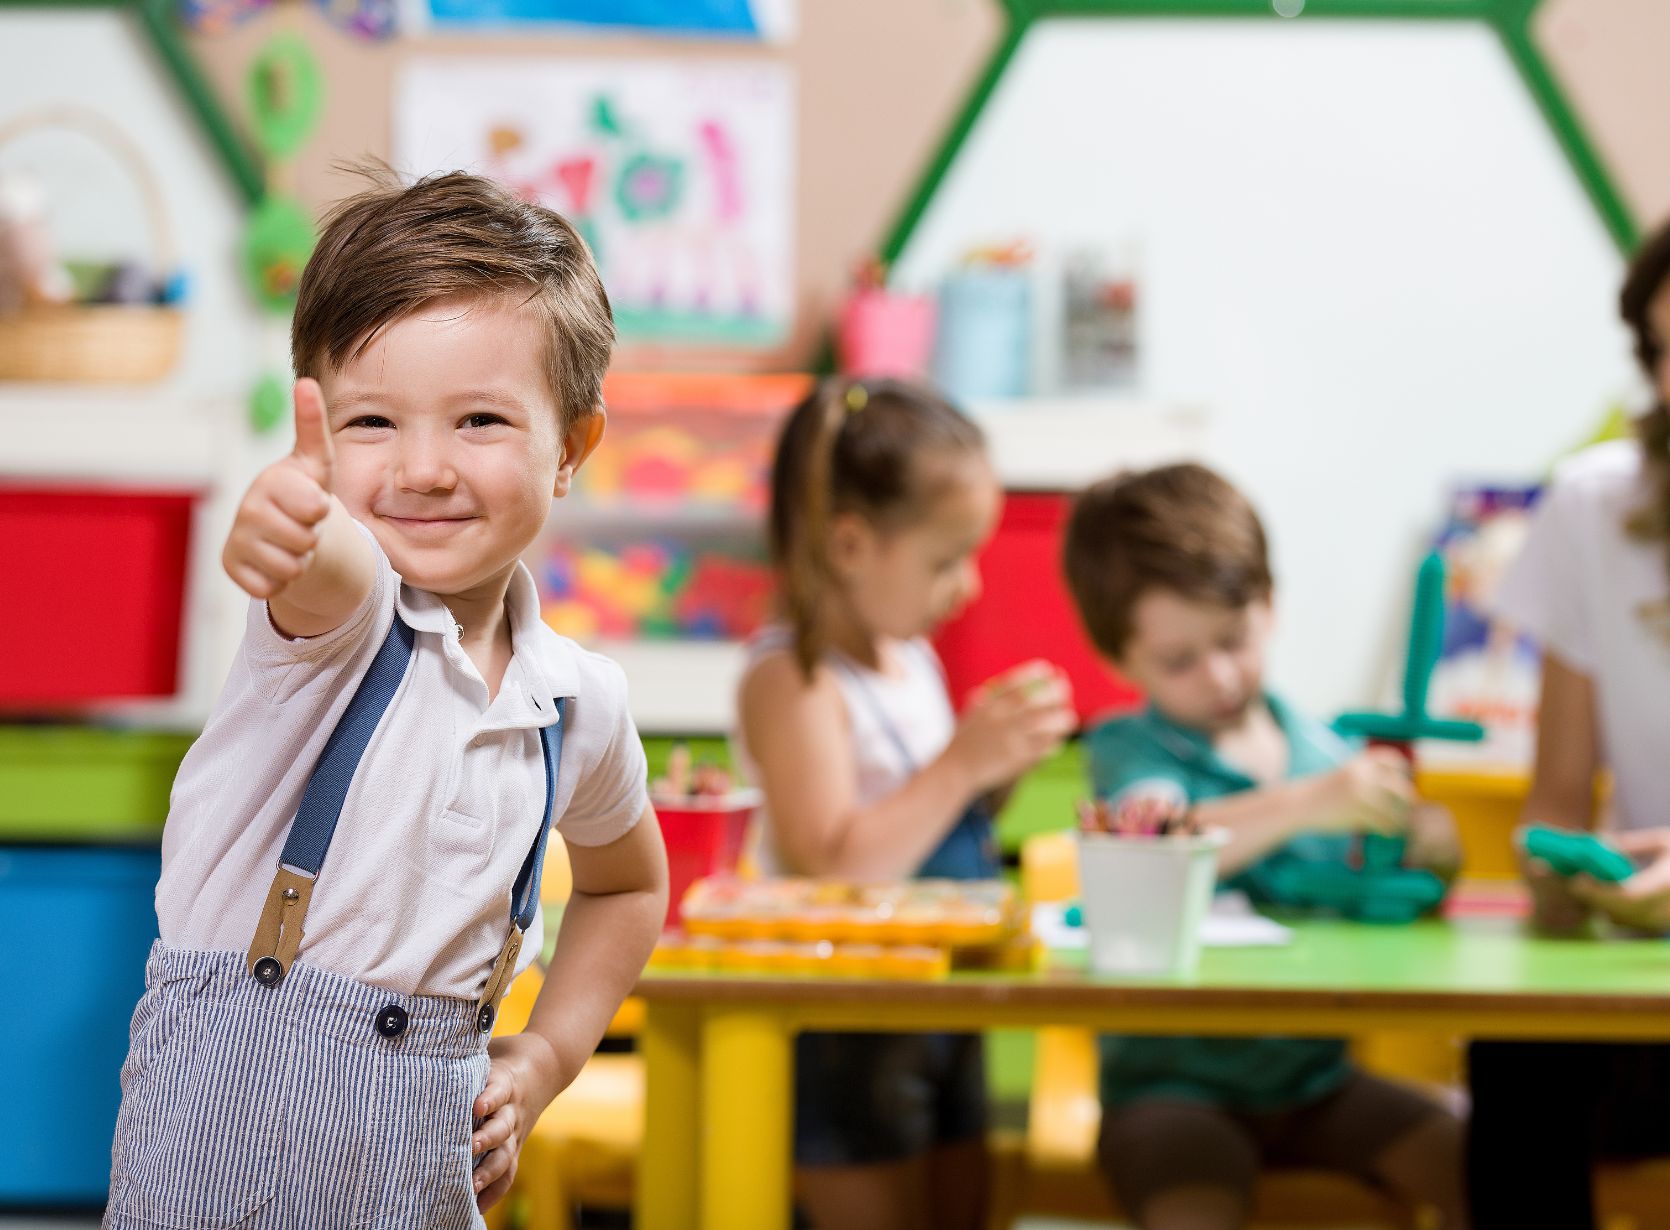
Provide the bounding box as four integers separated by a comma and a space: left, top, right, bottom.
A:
553, 407, 607, 499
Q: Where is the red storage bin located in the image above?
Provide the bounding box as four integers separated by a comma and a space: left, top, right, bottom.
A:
933, 491, 1142, 727
1, 484, 198, 709
655, 790, 759, 928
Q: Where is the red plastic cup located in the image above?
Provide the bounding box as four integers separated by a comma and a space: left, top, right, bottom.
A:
652, 789, 761, 928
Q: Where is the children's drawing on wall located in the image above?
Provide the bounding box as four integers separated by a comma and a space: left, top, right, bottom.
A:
396, 58, 793, 346
1422, 482, 1542, 768
406, 0, 795, 40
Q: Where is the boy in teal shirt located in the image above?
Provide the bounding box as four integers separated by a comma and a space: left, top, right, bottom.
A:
1063, 464, 1468, 1230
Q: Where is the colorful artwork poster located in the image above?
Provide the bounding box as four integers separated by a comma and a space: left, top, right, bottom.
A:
397, 58, 794, 347
1423, 482, 1544, 768
416, 0, 794, 40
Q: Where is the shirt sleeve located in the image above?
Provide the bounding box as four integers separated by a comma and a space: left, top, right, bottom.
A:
555, 658, 650, 848
1492, 474, 1594, 675
1086, 722, 1191, 806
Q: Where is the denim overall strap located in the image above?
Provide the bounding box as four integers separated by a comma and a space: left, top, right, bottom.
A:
473, 699, 566, 1033
247, 616, 416, 987
836, 649, 998, 881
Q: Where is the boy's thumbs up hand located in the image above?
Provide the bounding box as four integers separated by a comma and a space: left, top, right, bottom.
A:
289, 376, 335, 492
221, 378, 339, 600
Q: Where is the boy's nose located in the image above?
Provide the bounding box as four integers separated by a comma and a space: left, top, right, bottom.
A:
1204, 652, 1239, 692
397, 440, 459, 492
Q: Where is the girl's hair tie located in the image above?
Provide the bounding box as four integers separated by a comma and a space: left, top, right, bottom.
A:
845, 384, 869, 413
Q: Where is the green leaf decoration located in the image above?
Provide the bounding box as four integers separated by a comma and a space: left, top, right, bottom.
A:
247, 32, 325, 159
241, 194, 316, 314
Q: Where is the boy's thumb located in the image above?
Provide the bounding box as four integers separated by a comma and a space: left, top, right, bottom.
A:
291, 377, 335, 489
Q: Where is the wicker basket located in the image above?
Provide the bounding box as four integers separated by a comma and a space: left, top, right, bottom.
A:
0, 107, 183, 384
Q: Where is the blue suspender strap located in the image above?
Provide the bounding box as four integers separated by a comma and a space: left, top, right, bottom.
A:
248, 616, 416, 986
474, 698, 566, 1033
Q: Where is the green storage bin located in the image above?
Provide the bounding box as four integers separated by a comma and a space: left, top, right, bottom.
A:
0, 726, 195, 839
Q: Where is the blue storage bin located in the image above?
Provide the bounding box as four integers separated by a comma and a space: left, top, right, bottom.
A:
0, 843, 159, 1204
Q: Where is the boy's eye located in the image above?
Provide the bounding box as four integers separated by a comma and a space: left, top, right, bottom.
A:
461, 412, 508, 429
346, 415, 393, 429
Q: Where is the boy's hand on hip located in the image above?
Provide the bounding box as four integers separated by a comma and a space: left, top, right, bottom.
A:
221, 377, 336, 600
471, 1030, 568, 1211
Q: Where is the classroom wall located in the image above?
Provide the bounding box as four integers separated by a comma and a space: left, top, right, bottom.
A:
892, 17, 1634, 718
184, 0, 1003, 374
7, 0, 1670, 728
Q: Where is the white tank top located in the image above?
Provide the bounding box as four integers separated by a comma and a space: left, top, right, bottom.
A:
732, 623, 957, 876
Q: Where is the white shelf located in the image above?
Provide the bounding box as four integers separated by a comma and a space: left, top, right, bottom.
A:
966, 395, 1210, 489
593, 638, 747, 735
0, 386, 229, 485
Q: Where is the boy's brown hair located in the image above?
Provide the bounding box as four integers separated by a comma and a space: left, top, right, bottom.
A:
291, 170, 614, 428
1063, 462, 1273, 659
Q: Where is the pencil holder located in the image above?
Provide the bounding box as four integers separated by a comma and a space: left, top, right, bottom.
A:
1076, 828, 1227, 976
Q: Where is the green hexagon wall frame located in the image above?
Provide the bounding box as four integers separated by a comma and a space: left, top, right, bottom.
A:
879, 0, 1638, 265
0, 0, 263, 208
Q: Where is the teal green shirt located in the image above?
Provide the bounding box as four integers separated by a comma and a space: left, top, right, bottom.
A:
1088, 694, 1354, 1112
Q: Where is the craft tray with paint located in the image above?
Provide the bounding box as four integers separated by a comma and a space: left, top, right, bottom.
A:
649, 935, 954, 980
678, 877, 1026, 948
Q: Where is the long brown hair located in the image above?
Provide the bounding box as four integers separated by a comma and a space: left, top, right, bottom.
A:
1618, 217, 1670, 561
767, 378, 985, 678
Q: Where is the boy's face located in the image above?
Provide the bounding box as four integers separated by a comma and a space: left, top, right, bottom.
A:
317, 294, 600, 598
1114, 588, 1274, 735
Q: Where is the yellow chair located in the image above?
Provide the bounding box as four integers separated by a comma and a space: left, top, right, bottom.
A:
995, 831, 1423, 1230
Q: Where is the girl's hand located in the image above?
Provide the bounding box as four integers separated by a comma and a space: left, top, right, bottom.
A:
1570, 827, 1670, 934
946, 660, 1075, 794
1302, 748, 1413, 835
470, 1030, 567, 1210
222, 378, 335, 600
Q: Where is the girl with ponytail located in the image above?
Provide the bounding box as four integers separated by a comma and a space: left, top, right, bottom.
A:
735, 377, 1075, 1230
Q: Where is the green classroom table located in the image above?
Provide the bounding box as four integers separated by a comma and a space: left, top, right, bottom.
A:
631, 915, 1670, 1230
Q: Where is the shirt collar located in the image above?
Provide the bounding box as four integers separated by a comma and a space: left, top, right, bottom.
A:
1140, 691, 1305, 784
395, 562, 583, 730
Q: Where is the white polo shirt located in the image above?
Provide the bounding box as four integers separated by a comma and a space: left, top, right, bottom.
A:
158, 522, 648, 999
1493, 439, 1670, 832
